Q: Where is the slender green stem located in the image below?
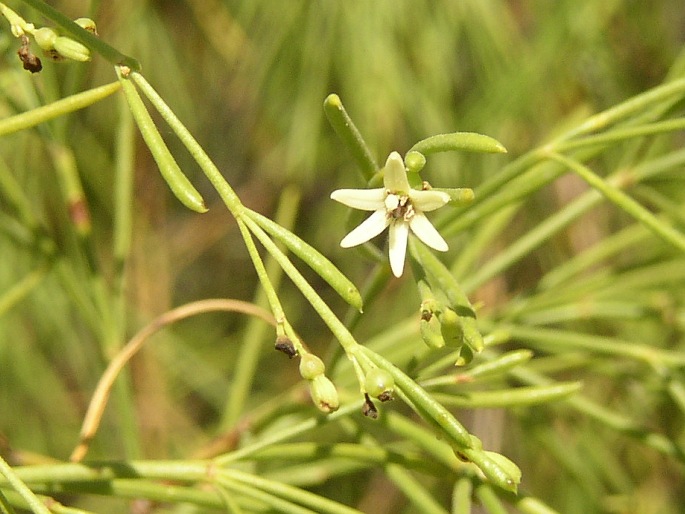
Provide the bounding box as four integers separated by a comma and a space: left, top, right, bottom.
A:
0, 455, 51, 514
548, 151, 685, 254
222, 188, 300, 428
241, 215, 359, 354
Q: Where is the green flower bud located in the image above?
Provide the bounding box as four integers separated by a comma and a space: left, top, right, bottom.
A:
299, 353, 325, 381
364, 368, 394, 401
54, 36, 91, 62
483, 451, 522, 487
74, 18, 98, 35
33, 27, 58, 51
404, 150, 426, 173
420, 317, 445, 349
309, 375, 339, 413
0, 4, 34, 37
438, 307, 464, 348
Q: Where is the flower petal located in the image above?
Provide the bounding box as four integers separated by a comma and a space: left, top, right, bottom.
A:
383, 152, 410, 193
409, 213, 448, 251
388, 221, 409, 277
331, 188, 386, 210
409, 190, 450, 212
340, 210, 389, 248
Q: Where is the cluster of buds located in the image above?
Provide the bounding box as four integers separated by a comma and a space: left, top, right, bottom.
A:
0, 4, 95, 73
299, 353, 339, 414
420, 297, 483, 366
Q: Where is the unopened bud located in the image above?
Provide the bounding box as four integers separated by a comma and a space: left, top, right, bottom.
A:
74, 18, 98, 35
309, 375, 339, 413
364, 368, 394, 402
33, 27, 58, 51
54, 36, 91, 62
299, 353, 325, 380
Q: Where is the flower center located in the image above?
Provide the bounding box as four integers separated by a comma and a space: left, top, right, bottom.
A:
385, 193, 414, 222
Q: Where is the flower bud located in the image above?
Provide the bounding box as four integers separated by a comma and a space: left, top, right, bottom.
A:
74, 18, 98, 35
420, 317, 445, 349
364, 368, 394, 401
33, 27, 58, 51
54, 36, 91, 62
438, 307, 464, 348
309, 375, 339, 413
299, 353, 325, 380
404, 151, 426, 173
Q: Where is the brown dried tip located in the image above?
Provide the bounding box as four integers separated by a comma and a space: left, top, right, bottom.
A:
377, 390, 394, 403
362, 394, 378, 419
274, 336, 297, 358
17, 35, 42, 73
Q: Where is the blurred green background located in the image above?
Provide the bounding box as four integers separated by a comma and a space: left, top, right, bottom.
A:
2, 1, 685, 512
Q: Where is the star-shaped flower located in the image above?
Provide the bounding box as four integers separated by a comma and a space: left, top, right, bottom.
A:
331, 152, 450, 277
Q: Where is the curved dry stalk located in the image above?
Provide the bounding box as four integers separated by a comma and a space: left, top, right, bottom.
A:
70, 299, 277, 462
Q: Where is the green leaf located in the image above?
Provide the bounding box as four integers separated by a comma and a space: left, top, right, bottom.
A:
409, 132, 507, 155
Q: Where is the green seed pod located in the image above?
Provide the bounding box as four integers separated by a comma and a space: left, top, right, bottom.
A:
33, 27, 58, 51
364, 368, 395, 401
53, 36, 91, 62
309, 375, 340, 413
299, 353, 325, 381
74, 18, 98, 35
404, 150, 426, 174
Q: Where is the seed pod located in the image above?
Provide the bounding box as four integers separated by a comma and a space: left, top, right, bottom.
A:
309, 375, 339, 413
299, 353, 325, 380
364, 368, 395, 401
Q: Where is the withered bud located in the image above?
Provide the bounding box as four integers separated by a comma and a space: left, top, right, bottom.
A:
274, 336, 297, 358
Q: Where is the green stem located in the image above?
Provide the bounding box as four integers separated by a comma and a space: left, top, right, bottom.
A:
548, 151, 685, 254
0, 455, 50, 514
221, 188, 300, 428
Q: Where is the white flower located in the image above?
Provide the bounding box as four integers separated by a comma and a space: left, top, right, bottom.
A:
331, 151, 450, 277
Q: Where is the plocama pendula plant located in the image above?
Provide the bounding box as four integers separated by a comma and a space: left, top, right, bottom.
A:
5, 2, 685, 513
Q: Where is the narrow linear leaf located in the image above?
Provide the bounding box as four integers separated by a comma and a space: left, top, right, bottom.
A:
0, 82, 121, 137
118, 71, 207, 213
549, 152, 685, 254
409, 132, 507, 156
433, 382, 583, 408
245, 208, 363, 312
323, 94, 378, 180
